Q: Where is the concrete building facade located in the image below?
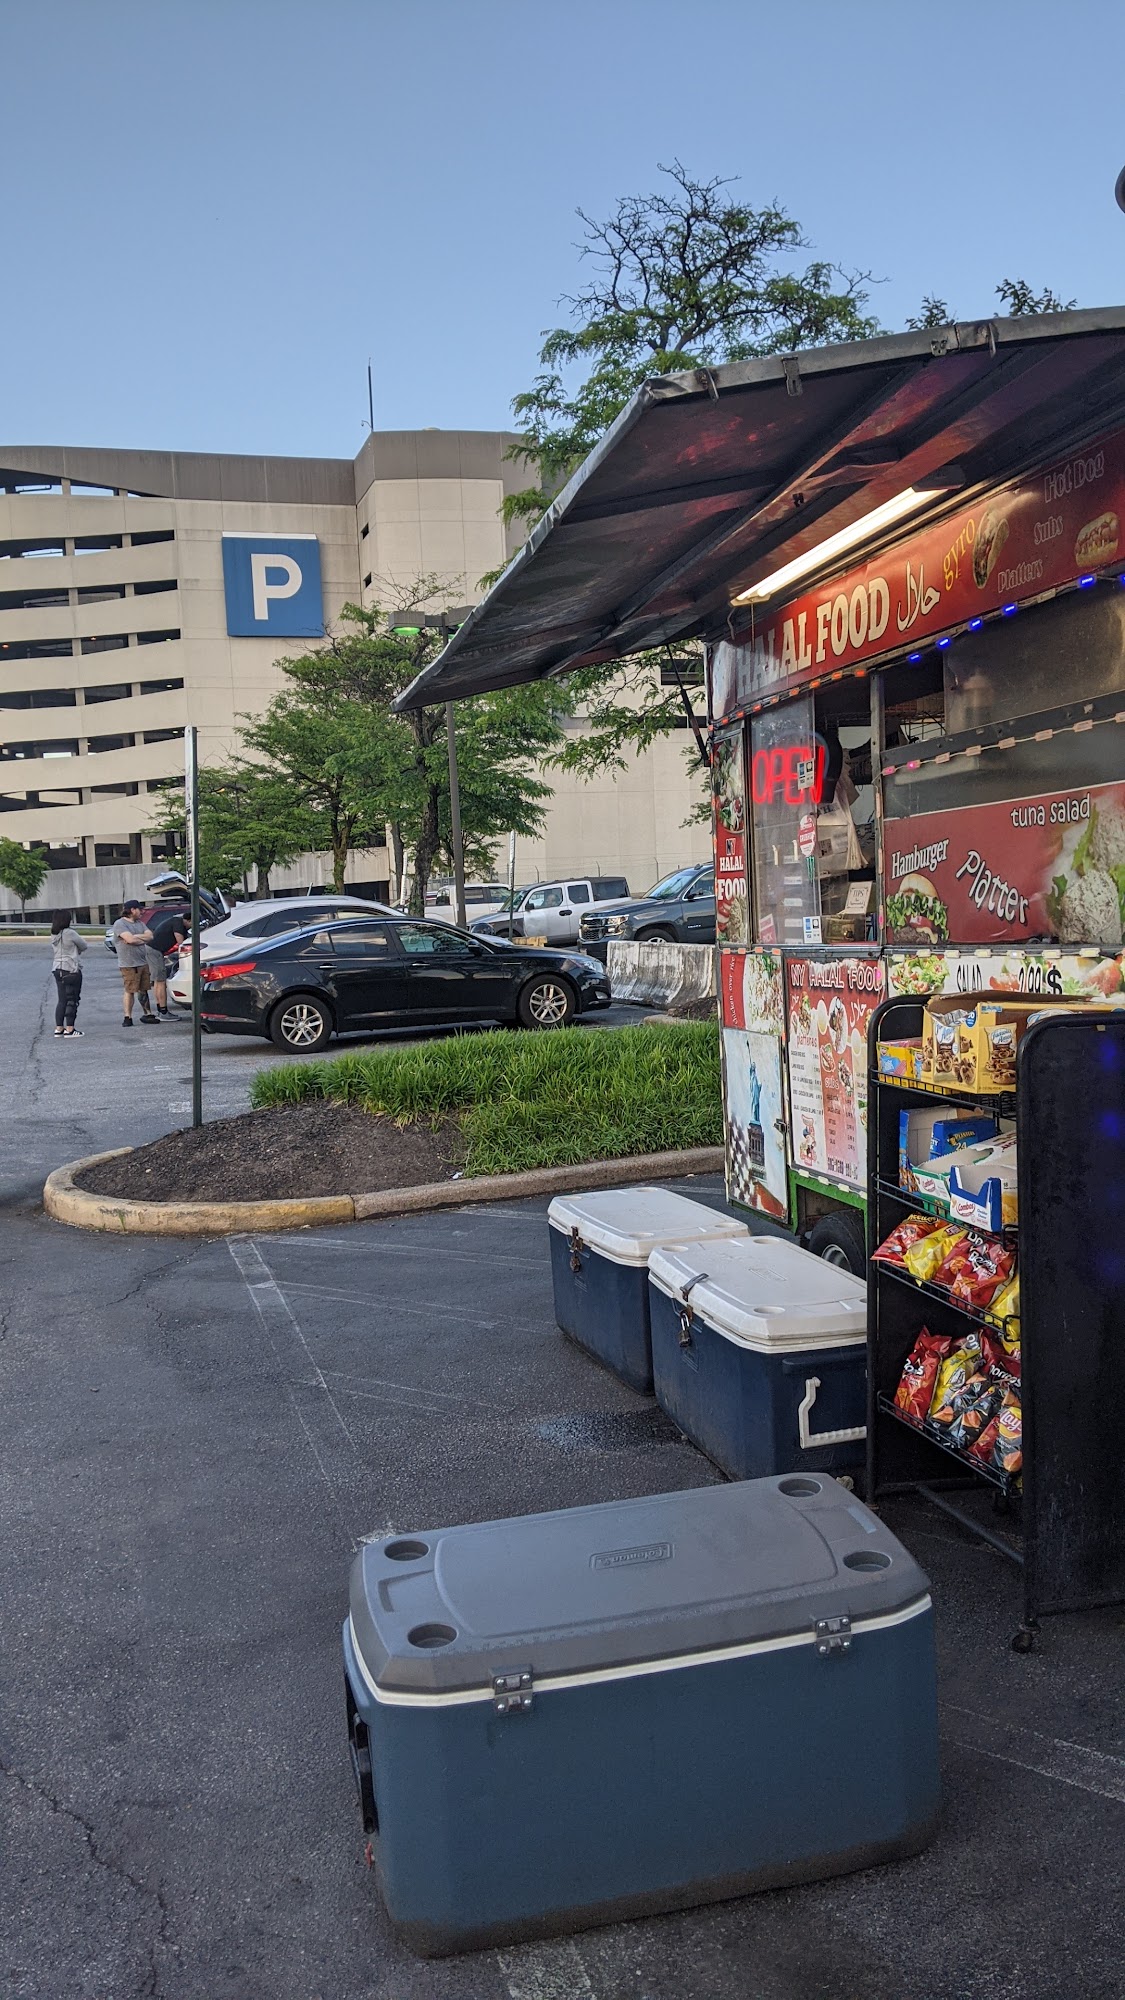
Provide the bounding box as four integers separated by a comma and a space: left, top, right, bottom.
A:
0, 433, 708, 919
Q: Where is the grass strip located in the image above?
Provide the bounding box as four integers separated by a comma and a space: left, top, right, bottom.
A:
249, 1022, 722, 1177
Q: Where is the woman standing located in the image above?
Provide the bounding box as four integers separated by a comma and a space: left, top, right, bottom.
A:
51, 910, 87, 1037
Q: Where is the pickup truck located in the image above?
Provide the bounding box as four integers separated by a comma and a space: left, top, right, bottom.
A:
472, 876, 630, 946
577, 865, 716, 960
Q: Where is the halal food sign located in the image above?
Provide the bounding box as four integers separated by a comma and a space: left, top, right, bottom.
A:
713, 429, 1125, 714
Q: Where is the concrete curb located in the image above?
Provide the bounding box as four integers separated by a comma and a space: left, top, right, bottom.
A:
43, 1145, 727, 1236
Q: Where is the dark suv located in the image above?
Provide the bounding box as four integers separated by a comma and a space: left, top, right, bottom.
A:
577, 864, 716, 959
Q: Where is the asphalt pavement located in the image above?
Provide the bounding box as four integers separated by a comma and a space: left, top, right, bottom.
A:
0, 938, 648, 1209
3, 941, 1125, 2000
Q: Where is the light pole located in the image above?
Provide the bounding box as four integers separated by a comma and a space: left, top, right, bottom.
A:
445, 698, 467, 930
1117, 165, 1125, 215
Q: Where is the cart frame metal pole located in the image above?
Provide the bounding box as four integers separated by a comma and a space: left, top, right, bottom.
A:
185, 726, 203, 1130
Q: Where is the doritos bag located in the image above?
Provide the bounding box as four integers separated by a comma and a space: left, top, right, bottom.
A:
893, 1328, 953, 1423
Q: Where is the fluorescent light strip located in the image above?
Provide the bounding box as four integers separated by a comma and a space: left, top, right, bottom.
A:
732, 487, 937, 606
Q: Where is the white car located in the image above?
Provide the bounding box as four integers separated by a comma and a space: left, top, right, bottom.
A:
423, 882, 510, 921
168, 893, 394, 1005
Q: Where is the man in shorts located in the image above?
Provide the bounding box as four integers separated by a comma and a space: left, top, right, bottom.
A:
112, 899, 160, 1028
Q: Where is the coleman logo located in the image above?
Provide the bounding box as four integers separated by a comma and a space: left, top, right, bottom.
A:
591, 1540, 673, 1570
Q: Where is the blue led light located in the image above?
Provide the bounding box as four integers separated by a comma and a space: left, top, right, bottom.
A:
907, 651, 922, 663
968, 617, 983, 631
1077, 574, 1096, 588
1002, 603, 1018, 616
937, 636, 951, 649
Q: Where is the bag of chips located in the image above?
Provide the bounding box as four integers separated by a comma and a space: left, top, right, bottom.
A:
970, 1389, 1022, 1478
872, 1214, 940, 1269
903, 1223, 967, 1284
933, 1229, 1015, 1308
926, 1334, 985, 1431
943, 1338, 1011, 1450
989, 1273, 1020, 1357
893, 1328, 953, 1423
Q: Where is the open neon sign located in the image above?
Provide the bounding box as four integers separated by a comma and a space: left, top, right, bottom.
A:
750, 742, 826, 806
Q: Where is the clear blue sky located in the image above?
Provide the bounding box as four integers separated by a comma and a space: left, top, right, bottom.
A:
5, 0, 1125, 460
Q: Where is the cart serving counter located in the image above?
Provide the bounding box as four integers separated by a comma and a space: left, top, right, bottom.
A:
393, 308, 1125, 1271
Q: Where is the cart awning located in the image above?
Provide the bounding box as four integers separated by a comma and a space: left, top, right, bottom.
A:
393, 308, 1125, 709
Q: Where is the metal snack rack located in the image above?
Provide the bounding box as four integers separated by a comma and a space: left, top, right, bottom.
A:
866, 995, 1125, 1648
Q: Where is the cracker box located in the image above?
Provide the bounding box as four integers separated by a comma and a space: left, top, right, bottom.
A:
898, 1108, 999, 1191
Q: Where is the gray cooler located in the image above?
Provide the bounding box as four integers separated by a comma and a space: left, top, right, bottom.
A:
547, 1186, 746, 1391
343, 1477, 939, 1956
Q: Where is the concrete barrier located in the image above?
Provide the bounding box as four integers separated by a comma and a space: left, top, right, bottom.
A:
606, 940, 718, 1010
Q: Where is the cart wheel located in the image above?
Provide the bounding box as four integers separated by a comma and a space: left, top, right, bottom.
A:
992, 1492, 1012, 1516
804, 1211, 867, 1276
1011, 1625, 1037, 1655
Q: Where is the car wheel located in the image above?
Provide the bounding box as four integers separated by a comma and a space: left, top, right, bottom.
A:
517, 975, 576, 1030
804, 1210, 867, 1277
634, 925, 677, 943
269, 994, 333, 1053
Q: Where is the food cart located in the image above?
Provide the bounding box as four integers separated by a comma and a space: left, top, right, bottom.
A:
709, 418, 1125, 1268
393, 309, 1125, 1274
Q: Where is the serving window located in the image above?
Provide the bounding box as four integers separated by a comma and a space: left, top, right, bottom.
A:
748, 682, 874, 947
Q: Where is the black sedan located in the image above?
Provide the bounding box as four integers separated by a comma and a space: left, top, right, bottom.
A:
198, 914, 613, 1051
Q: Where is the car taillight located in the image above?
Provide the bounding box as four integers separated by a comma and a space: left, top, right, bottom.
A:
203, 960, 256, 981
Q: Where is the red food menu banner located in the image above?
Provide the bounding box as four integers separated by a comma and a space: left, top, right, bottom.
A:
712, 726, 750, 944
785, 955, 885, 1189
883, 779, 1125, 946
712, 430, 1125, 714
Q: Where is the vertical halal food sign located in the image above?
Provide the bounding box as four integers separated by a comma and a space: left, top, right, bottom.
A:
713, 431, 1125, 710
712, 727, 749, 944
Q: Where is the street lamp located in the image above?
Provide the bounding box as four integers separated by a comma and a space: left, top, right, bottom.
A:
1117, 165, 1125, 215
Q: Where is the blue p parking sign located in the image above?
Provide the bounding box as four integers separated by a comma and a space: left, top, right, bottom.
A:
221, 533, 324, 637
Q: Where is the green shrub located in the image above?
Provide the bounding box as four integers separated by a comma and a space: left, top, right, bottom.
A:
250, 1022, 722, 1175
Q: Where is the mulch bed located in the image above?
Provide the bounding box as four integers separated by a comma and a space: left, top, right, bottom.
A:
75, 1103, 465, 1205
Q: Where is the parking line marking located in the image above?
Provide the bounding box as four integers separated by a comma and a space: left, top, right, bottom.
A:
277, 1280, 500, 1329
227, 1238, 367, 1536
942, 1702, 1125, 1806
322, 1368, 505, 1415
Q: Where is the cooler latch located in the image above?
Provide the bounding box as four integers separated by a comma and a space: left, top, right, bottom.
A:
676, 1271, 707, 1346
493, 1667, 534, 1715
814, 1615, 853, 1658
568, 1226, 584, 1272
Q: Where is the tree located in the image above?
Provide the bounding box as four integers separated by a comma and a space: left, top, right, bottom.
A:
288, 595, 570, 911
0, 838, 49, 919
907, 279, 1077, 327
145, 763, 328, 896
503, 161, 882, 531
493, 163, 882, 787
995, 277, 1076, 317
240, 672, 400, 894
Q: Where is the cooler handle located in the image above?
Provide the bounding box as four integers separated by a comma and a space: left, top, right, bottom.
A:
797, 1375, 867, 1451
346, 1678, 378, 1833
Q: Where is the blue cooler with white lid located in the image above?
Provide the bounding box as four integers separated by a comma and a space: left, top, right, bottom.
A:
343, 1477, 938, 1956
547, 1186, 746, 1392
648, 1235, 867, 1479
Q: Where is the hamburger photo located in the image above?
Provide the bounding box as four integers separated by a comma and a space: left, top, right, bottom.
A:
886, 873, 950, 944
